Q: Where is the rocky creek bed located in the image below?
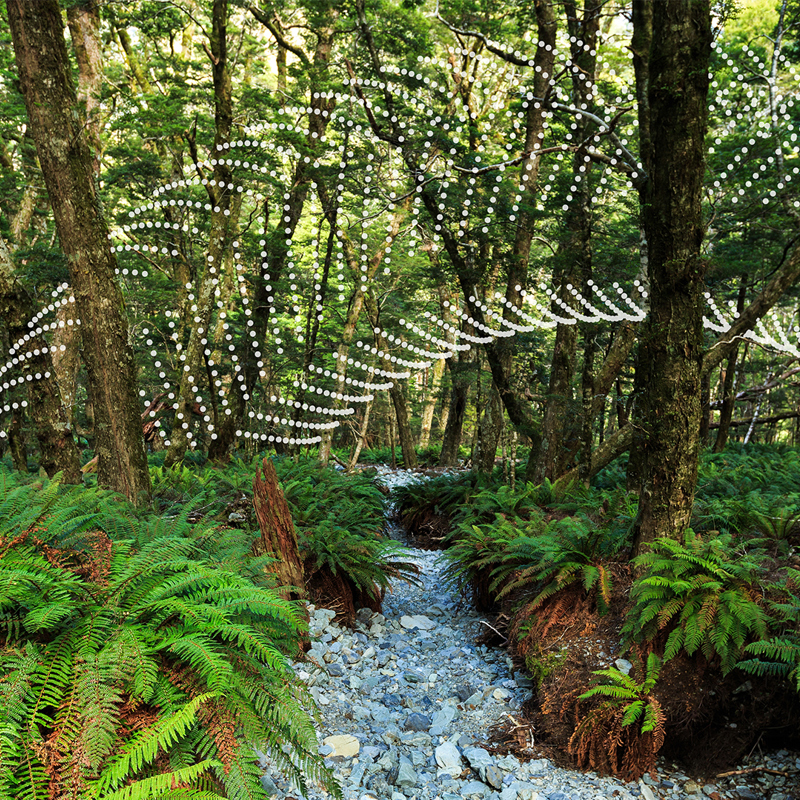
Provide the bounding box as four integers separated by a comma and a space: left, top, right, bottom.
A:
258, 469, 799, 800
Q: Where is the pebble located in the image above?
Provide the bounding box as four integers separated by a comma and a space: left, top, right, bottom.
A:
255, 468, 799, 800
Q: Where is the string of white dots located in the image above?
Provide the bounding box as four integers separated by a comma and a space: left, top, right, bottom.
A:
117, 165, 368, 447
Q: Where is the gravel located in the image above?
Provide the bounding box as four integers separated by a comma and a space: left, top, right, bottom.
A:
258, 468, 800, 800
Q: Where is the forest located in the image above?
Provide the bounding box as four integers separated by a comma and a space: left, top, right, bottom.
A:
1, 0, 799, 798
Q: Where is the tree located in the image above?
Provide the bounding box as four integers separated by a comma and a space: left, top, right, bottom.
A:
6, 0, 150, 502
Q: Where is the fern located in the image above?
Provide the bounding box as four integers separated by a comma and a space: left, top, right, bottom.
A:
623, 530, 768, 673
569, 652, 666, 778
491, 515, 622, 615
0, 503, 341, 799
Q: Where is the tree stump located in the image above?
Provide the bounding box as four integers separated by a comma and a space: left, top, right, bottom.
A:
252, 457, 305, 601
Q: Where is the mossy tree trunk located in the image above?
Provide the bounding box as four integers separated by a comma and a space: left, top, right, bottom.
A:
628, 0, 712, 555
7, 0, 150, 502
0, 237, 82, 481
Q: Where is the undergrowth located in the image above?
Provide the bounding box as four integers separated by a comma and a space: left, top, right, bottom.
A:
0, 473, 340, 800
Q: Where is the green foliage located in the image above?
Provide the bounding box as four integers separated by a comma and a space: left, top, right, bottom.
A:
0, 475, 340, 800
737, 568, 800, 694
298, 519, 420, 597
578, 653, 664, 736
440, 517, 529, 599
490, 516, 621, 615
393, 470, 486, 524
623, 531, 769, 674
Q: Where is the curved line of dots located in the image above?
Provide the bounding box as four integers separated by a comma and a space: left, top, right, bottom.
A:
117, 167, 364, 441
707, 39, 798, 208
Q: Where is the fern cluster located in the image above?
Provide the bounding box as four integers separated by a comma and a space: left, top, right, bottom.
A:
570, 653, 666, 778
490, 515, 622, 615
623, 531, 768, 674
0, 475, 341, 800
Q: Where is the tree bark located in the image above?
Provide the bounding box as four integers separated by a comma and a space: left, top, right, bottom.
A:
418, 357, 445, 450
713, 278, 748, 452
252, 457, 305, 600
7, 0, 150, 502
474, 386, 503, 474
66, 0, 103, 176
440, 343, 474, 467
628, 0, 712, 555
389, 380, 417, 469
530, 0, 600, 484
8, 409, 28, 473
167, 0, 240, 466
0, 237, 82, 481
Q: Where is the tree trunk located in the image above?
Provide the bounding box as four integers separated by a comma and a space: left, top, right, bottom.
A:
628, 0, 712, 555
389, 380, 417, 469
8, 409, 28, 473
713, 279, 747, 452
474, 386, 503, 474
167, 0, 241, 467
418, 357, 445, 450
0, 237, 82, 481
252, 457, 305, 600
440, 345, 474, 466
66, 0, 103, 176
556, 422, 633, 490
210, 16, 339, 464
8, 0, 150, 502
530, 0, 600, 485
699, 371, 712, 447
347, 394, 374, 470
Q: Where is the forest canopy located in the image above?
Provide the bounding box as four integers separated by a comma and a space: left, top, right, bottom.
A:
0, 0, 798, 545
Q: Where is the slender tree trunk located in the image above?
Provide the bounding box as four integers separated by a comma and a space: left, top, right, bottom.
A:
389, 380, 417, 469
347, 394, 373, 470
713, 279, 747, 452
530, 0, 600, 485
474, 386, 503, 474
167, 0, 239, 467
629, 0, 712, 555
440, 344, 474, 466
418, 357, 445, 450
8, 409, 28, 473
699, 371, 712, 446
8, 0, 150, 502
66, 0, 103, 176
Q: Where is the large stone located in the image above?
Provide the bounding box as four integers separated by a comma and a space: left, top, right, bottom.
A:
403, 712, 431, 731
395, 760, 418, 788
461, 779, 490, 797
400, 614, 437, 630
463, 746, 494, 770
322, 734, 360, 758
431, 704, 457, 731
485, 765, 504, 790
435, 741, 462, 773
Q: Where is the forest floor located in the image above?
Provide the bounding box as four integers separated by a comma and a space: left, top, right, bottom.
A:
260, 468, 799, 800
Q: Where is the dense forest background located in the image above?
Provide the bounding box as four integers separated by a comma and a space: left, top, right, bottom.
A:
2, 1, 800, 797
1, 0, 799, 537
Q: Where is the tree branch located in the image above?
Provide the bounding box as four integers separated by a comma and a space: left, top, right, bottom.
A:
248, 3, 310, 66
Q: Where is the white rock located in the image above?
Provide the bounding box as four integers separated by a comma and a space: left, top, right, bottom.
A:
639, 782, 657, 800
614, 658, 633, 675
400, 614, 437, 630
435, 741, 462, 773
322, 734, 359, 758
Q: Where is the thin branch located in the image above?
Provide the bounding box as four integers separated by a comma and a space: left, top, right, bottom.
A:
247, 3, 310, 66
435, 8, 532, 68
